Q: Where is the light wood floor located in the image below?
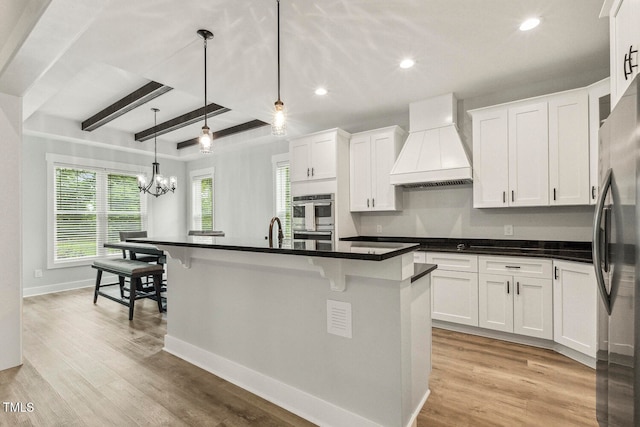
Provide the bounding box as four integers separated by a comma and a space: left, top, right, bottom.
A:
0, 288, 597, 426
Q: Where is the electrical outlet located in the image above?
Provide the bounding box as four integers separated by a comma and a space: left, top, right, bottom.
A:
504, 225, 513, 236
376, 224, 382, 233
34, 269, 43, 278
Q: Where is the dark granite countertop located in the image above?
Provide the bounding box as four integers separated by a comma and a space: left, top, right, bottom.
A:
128, 236, 420, 262
340, 236, 593, 264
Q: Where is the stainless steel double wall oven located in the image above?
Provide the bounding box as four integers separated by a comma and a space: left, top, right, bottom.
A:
292, 194, 334, 251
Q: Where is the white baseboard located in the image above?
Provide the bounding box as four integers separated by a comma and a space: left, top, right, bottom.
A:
22, 278, 96, 297
164, 334, 382, 427
408, 389, 430, 427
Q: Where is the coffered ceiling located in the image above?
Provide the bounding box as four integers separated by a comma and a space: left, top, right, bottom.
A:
0, 0, 609, 160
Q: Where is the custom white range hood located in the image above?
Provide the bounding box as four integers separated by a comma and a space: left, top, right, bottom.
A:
390, 93, 472, 187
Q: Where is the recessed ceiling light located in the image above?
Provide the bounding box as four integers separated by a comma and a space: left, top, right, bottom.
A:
519, 17, 540, 31
400, 58, 415, 69
315, 87, 328, 96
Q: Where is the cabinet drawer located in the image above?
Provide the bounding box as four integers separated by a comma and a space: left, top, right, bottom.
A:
479, 256, 552, 278
426, 252, 478, 272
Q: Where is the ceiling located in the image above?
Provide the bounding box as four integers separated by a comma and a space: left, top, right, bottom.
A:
0, 0, 610, 160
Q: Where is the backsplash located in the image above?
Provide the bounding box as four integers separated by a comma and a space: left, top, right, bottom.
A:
356, 185, 594, 242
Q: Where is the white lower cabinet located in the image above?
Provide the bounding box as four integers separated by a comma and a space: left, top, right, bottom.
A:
553, 260, 597, 357
431, 270, 479, 326
426, 252, 479, 327
478, 256, 553, 340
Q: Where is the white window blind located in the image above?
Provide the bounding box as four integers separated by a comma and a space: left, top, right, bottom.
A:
191, 172, 214, 231
53, 165, 147, 263
274, 160, 291, 240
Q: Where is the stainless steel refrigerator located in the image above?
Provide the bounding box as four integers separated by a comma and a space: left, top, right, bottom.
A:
594, 75, 639, 426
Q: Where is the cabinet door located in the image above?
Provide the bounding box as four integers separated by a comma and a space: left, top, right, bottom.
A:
508, 102, 549, 206
472, 108, 509, 207
371, 132, 398, 211
309, 133, 336, 180
349, 135, 372, 211
513, 276, 553, 339
290, 139, 311, 182
479, 274, 513, 332
553, 260, 597, 357
610, 0, 640, 107
548, 92, 589, 205
431, 270, 479, 326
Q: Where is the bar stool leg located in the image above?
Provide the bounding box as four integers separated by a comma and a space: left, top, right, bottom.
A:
93, 270, 103, 304
126, 277, 135, 320
153, 273, 164, 313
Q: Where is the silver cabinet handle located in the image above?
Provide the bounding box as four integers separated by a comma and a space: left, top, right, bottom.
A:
506, 280, 510, 294
592, 186, 596, 200
505, 265, 521, 269
367, 198, 370, 208
511, 190, 515, 202
517, 282, 520, 295
307, 168, 310, 177
592, 168, 612, 315
554, 266, 559, 280
503, 191, 506, 204
553, 188, 557, 201
372, 198, 375, 207
311, 167, 314, 176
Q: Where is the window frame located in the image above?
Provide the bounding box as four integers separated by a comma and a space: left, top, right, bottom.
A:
46, 154, 150, 269
189, 167, 215, 232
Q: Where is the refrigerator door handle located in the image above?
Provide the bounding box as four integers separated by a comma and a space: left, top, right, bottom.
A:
592, 167, 612, 316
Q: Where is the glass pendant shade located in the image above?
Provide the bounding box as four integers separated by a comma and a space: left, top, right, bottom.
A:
199, 125, 212, 154
272, 100, 286, 136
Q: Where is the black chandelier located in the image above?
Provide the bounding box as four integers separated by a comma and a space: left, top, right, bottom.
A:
137, 108, 177, 197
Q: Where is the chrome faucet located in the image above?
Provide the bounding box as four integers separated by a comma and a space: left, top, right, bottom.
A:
268, 216, 284, 248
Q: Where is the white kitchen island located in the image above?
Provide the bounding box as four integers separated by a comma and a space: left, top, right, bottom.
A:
132, 236, 435, 427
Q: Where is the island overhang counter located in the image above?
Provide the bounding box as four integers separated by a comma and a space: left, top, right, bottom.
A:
130, 236, 436, 427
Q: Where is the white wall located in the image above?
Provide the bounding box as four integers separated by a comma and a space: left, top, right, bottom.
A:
21, 134, 187, 296
357, 186, 594, 241
187, 140, 289, 239
0, 92, 22, 370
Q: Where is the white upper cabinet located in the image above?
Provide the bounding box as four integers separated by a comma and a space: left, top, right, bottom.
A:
290, 129, 343, 182
470, 86, 594, 208
472, 108, 509, 207
548, 91, 590, 205
607, 0, 640, 108
508, 101, 549, 207
349, 126, 406, 212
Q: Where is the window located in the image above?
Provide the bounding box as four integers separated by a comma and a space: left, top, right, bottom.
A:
272, 154, 291, 240
190, 168, 215, 231
47, 154, 148, 267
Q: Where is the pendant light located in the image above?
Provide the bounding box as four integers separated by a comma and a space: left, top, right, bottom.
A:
198, 29, 214, 153
138, 108, 177, 197
272, 0, 286, 136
